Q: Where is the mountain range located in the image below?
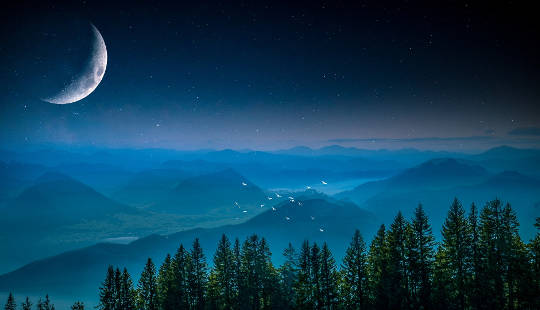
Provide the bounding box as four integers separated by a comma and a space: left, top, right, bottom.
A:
1, 145, 540, 306
336, 158, 540, 239
0, 198, 378, 306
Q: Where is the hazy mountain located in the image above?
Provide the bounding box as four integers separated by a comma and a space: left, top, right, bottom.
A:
386, 158, 489, 189
0, 172, 141, 273
335, 158, 490, 204
112, 169, 194, 207
0, 198, 378, 306
470, 145, 540, 161
52, 163, 134, 195
162, 154, 399, 190
350, 170, 540, 241
0, 161, 49, 205
152, 169, 269, 215
1, 172, 136, 224
468, 146, 540, 176
274, 145, 463, 164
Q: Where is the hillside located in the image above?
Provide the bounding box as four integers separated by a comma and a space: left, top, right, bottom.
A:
112, 169, 194, 207
357, 171, 540, 240
335, 158, 490, 204
152, 169, 269, 214
0, 198, 378, 305
0, 173, 141, 273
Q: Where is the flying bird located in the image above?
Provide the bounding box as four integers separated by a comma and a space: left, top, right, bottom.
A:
275, 193, 282, 198
285, 216, 291, 221
242, 182, 247, 186
321, 180, 327, 185
242, 210, 248, 213
272, 207, 276, 211
319, 228, 325, 232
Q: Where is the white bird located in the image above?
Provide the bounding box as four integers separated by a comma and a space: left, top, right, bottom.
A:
319, 228, 325, 232
297, 201, 303, 206
321, 180, 327, 185
310, 216, 315, 220
260, 204, 265, 208
306, 186, 311, 189
290, 199, 295, 203
276, 193, 282, 198
272, 207, 276, 211
234, 201, 239, 207
242, 182, 247, 186
288, 196, 294, 200
242, 210, 248, 213
268, 197, 273, 200
285, 216, 290, 221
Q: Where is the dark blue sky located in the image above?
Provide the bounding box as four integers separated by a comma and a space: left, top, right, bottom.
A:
1, 1, 539, 150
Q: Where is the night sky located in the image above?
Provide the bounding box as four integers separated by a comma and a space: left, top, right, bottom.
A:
1, 1, 539, 151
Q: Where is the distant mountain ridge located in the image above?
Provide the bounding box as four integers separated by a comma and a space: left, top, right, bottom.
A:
152, 169, 269, 214
335, 158, 490, 204
3, 172, 136, 223
112, 169, 194, 206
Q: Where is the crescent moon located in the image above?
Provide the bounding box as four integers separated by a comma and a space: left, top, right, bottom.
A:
42, 23, 107, 104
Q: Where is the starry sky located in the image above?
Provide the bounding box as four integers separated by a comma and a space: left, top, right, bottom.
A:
1, 0, 539, 151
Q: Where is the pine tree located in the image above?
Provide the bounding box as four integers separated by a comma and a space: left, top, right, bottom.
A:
157, 254, 176, 309
4, 293, 15, 310
408, 204, 435, 309
508, 233, 535, 309
367, 224, 388, 310
36, 295, 54, 310
258, 237, 280, 308
310, 242, 322, 309
319, 243, 338, 309
20, 297, 32, 310
477, 199, 505, 310
239, 235, 257, 308
295, 240, 312, 309
187, 238, 207, 310
468, 202, 482, 310
119, 268, 136, 310
208, 234, 235, 309
138, 258, 158, 310
499, 202, 533, 309
71, 301, 84, 310
528, 217, 540, 307
279, 242, 298, 309
386, 212, 409, 310
239, 234, 266, 309
231, 238, 242, 309
439, 198, 471, 310
114, 267, 122, 309
432, 247, 451, 310
98, 265, 116, 310
170, 244, 190, 309
341, 229, 368, 309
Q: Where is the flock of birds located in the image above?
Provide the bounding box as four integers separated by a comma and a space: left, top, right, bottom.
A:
234, 179, 329, 233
